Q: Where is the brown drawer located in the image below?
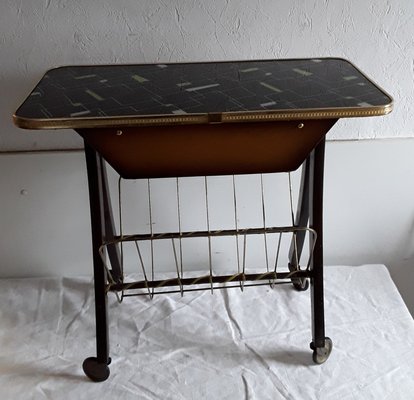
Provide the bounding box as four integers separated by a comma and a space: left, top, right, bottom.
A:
77, 119, 336, 179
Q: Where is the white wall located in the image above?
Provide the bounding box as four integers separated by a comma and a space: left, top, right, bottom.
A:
1, 1, 414, 314
2, 0, 413, 151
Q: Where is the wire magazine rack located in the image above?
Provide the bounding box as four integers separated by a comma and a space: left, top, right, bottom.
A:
100, 173, 317, 300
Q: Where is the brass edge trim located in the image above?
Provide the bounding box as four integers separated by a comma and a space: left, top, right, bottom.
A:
13, 103, 393, 130
222, 104, 393, 122
13, 114, 209, 130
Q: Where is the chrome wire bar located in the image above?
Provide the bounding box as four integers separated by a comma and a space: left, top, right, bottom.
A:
272, 232, 283, 287
232, 175, 243, 291
174, 178, 184, 296
260, 174, 271, 286
134, 240, 152, 297
176, 178, 184, 279
122, 280, 295, 297
148, 179, 155, 298
106, 225, 315, 244
204, 176, 214, 293
171, 238, 184, 296
109, 270, 310, 292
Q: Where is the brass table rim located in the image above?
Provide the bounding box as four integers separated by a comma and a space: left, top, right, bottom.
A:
13, 103, 393, 130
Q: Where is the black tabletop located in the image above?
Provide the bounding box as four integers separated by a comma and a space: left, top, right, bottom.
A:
14, 58, 393, 129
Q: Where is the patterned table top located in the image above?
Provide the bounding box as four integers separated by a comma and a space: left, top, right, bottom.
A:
14, 58, 393, 129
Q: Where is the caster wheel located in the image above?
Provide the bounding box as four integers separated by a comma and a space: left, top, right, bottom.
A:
311, 337, 333, 364
292, 278, 309, 291
82, 357, 110, 382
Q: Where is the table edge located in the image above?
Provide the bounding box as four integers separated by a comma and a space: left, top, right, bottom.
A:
13, 103, 393, 130
13, 57, 394, 130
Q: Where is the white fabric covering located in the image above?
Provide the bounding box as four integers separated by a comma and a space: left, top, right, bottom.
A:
0, 264, 413, 399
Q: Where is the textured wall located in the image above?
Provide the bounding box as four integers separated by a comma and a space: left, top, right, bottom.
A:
1, 0, 413, 150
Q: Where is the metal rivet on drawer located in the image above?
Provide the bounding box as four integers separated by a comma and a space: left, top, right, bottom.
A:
298, 123, 304, 129
116, 130, 123, 136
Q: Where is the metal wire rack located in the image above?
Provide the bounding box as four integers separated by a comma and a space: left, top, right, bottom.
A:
99, 171, 316, 300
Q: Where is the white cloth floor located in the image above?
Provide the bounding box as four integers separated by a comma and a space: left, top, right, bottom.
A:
0, 264, 413, 399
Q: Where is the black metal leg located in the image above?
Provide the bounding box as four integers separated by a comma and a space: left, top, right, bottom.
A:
288, 157, 311, 290
100, 159, 123, 283
82, 142, 111, 381
309, 138, 332, 363
77, 129, 123, 284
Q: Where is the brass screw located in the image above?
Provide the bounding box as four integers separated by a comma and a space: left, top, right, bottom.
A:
116, 130, 123, 136
298, 123, 304, 129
